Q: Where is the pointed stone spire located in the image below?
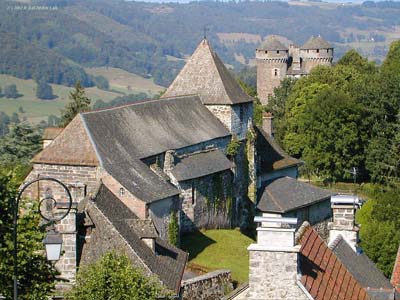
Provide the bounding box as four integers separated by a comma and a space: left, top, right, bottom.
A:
162, 39, 253, 105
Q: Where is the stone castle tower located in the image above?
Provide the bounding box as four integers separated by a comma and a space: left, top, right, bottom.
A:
256, 35, 334, 105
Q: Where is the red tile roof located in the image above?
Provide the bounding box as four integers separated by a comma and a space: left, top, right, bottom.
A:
298, 225, 371, 300
392, 246, 400, 293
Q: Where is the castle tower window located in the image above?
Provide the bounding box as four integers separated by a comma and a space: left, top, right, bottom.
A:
274, 69, 279, 77
265, 51, 268, 54
317, 49, 320, 53
327, 49, 329, 53
307, 49, 309, 53
277, 50, 279, 54
119, 187, 125, 197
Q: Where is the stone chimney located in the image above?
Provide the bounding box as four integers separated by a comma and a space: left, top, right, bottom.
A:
262, 112, 274, 137
328, 194, 360, 252
247, 216, 304, 300
163, 150, 175, 175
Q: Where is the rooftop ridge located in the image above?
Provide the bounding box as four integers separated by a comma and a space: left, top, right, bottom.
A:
295, 221, 310, 245
83, 94, 200, 115
328, 234, 343, 250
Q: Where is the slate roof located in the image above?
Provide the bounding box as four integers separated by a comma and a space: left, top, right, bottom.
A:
33, 116, 100, 166
81, 95, 229, 203
330, 236, 395, 300
82, 95, 230, 159
302, 35, 333, 50
255, 126, 302, 172
92, 184, 187, 294
162, 39, 253, 105
171, 150, 232, 181
258, 35, 288, 51
298, 224, 371, 300
257, 176, 333, 213
126, 219, 158, 239
42, 127, 63, 140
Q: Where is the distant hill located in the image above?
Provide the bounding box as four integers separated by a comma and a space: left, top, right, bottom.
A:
1, 0, 399, 88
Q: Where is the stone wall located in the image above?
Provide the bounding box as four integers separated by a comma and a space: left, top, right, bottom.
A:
24, 163, 99, 290
282, 199, 332, 240
148, 196, 179, 240
102, 174, 147, 219
247, 250, 308, 300
231, 103, 253, 141
258, 167, 298, 185
181, 270, 233, 300
206, 105, 232, 132
175, 137, 231, 158
179, 171, 233, 233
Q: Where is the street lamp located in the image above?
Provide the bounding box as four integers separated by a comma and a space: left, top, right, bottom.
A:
13, 177, 72, 300
43, 229, 63, 262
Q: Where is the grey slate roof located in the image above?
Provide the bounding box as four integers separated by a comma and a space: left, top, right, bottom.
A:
81, 95, 230, 203
258, 36, 288, 51
257, 176, 333, 213
171, 150, 232, 181
331, 236, 395, 300
92, 184, 187, 293
163, 39, 253, 105
126, 219, 158, 239
302, 36, 333, 50
256, 126, 302, 172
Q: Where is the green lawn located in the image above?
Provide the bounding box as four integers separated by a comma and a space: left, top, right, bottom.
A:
181, 229, 255, 284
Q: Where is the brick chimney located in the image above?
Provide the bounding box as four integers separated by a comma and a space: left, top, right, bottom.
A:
262, 112, 274, 137
247, 216, 305, 300
328, 194, 360, 252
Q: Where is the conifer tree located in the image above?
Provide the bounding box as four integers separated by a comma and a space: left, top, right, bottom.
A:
59, 82, 91, 127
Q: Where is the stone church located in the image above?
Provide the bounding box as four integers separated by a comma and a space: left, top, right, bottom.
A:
256, 35, 334, 105
24, 37, 337, 298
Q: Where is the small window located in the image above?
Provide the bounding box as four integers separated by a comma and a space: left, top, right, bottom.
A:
119, 187, 125, 197
274, 68, 279, 77
307, 49, 309, 53
316, 49, 320, 53
327, 49, 329, 53
191, 180, 196, 206
265, 50, 268, 54
277, 50, 280, 54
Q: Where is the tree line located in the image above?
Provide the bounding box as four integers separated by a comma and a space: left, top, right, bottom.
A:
267, 41, 400, 184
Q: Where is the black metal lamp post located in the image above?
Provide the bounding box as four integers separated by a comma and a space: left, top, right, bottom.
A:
13, 177, 72, 300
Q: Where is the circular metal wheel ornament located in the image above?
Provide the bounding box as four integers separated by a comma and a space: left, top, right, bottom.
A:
17, 177, 73, 222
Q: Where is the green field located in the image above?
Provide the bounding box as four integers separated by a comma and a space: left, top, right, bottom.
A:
181, 229, 255, 283
0, 68, 164, 123
85, 67, 164, 96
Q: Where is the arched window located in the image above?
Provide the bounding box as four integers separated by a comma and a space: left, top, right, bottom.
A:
119, 187, 125, 197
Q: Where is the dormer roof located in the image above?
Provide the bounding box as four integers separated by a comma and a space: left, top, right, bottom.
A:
302, 35, 332, 50
258, 35, 288, 51
163, 39, 253, 105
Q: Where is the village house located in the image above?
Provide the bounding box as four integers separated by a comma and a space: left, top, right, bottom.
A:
224, 195, 398, 300
24, 37, 344, 298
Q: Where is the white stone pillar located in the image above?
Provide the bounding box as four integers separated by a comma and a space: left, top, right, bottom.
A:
247, 217, 307, 300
